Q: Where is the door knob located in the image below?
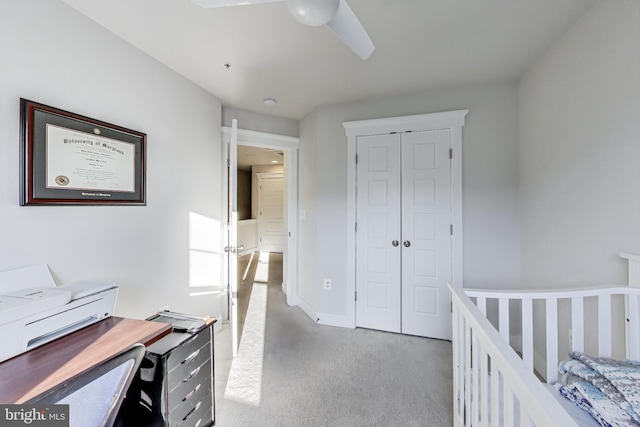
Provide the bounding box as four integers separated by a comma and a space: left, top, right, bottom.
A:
403, 241, 411, 248
392, 240, 399, 247
224, 245, 244, 254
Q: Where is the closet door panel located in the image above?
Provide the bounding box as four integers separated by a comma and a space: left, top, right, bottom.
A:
401, 130, 452, 339
355, 133, 402, 333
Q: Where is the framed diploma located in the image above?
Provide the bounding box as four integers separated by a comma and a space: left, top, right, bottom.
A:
19, 99, 146, 206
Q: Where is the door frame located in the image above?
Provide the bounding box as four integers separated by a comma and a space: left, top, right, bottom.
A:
222, 127, 300, 307
343, 110, 469, 329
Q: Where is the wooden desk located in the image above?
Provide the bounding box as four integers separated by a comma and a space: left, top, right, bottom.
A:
0, 317, 172, 403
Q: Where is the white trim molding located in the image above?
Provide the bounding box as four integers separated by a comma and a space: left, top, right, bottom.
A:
621, 252, 640, 287
343, 110, 468, 138
343, 109, 469, 329
317, 312, 351, 328
222, 126, 300, 149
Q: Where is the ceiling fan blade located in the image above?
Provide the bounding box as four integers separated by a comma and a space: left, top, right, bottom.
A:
325, 0, 375, 60
190, 0, 283, 8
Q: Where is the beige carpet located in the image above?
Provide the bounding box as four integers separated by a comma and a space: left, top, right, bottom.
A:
214, 252, 453, 426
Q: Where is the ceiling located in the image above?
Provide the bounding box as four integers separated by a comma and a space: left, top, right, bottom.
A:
237, 145, 284, 171
60, 0, 595, 120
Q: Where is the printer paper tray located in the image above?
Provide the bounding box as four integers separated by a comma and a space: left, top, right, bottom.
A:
0, 287, 118, 363
25, 299, 105, 349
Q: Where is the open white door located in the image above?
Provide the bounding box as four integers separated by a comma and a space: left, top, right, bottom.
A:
225, 119, 241, 357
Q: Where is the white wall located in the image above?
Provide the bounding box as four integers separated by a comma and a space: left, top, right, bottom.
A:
222, 107, 299, 138
0, 0, 224, 320
518, 0, 640, 288
299, 82, 521, 321
238, 220, 258, 254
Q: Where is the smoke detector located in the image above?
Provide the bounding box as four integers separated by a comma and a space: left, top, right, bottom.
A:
263, 97, 277, 107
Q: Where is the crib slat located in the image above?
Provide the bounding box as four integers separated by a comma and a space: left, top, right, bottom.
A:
465, 323, 472, 423
629, 295, 640, 360
459, 315, 466, 420
520, 405, 531, 427
522, 298, 533, 370
598, 294, 612, 357
451, 305, 461, 419
571, 297, 584, 352
472, 334, 481, 426
478, 297, 487, 316
490, 368, 499, 427
503, 384, 514, 427
499, 298, 509, 343
480, 346, 489, 427
546, 298, 558, 383
527, 415, 535, 427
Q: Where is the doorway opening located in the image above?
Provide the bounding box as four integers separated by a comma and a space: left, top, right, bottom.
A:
236, 146, 284, 341
221, 127, 299, 352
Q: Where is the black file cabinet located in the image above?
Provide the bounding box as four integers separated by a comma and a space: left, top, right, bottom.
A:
118, 315, 215, 427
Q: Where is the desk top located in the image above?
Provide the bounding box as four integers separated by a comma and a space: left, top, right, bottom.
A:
0, 316, 172, 404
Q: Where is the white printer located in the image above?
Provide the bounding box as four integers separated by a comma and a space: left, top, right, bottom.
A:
0, 264, 118, 363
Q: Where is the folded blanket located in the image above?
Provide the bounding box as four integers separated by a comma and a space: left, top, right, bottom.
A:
559, 359, 638, 423
556, 352, 640, 427
556, 374, 639, 427
572, 352, 640, 422
556, 382, 612, 427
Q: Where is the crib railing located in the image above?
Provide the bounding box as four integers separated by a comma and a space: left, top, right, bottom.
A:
463, 285, 640, 383
450, 283, 578, 426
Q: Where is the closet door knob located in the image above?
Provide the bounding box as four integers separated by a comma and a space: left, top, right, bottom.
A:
392, 240, 399, 247
403, 241, 411, 248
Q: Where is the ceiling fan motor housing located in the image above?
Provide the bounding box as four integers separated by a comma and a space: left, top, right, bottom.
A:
287, 0, 340, 26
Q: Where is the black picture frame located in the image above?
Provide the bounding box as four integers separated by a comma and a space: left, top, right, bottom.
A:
19, 99, 146, 206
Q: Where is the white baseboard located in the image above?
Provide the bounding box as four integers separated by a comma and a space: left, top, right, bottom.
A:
297, 297, 317, 322
316, 312, 352, 328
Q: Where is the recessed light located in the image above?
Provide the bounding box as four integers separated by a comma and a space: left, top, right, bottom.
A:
271, 160, 278, 163
263, 97, 277, 107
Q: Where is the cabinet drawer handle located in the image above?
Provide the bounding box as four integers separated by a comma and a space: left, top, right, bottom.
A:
183, 383, 202, 401
182, 349, 200, 364
183, 366, 201, 383
182, 400, 202, 421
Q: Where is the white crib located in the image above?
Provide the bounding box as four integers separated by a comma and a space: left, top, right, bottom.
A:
450, 253, 640, 427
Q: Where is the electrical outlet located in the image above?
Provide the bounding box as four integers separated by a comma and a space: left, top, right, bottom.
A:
323, 278, 332, 291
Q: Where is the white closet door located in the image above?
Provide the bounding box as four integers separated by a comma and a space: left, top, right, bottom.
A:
355, 133, 402, 332
401, 130, 452, 339
258, 174, 284, 253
